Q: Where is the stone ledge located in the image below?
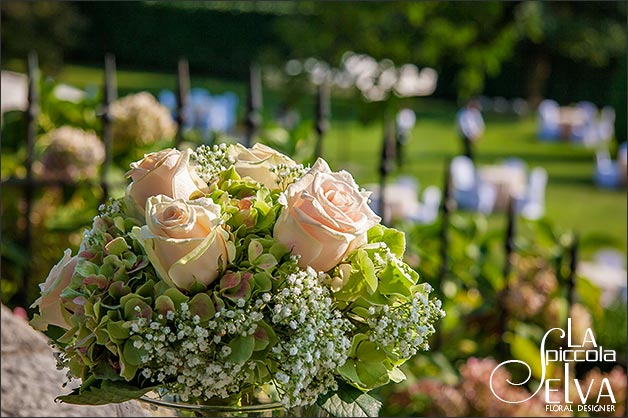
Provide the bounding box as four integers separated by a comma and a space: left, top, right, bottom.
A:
1, 304, 150, 417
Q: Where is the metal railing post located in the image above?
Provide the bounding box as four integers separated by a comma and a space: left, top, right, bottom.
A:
100, 53, 117, 202
314, 83, 330, 159
175, 58, 190, 147
18, 51, 40, 307
245, 63, 262, 148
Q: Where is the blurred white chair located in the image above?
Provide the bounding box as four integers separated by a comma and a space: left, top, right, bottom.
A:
1, 71, 28, 115
451, 155, 476, 191
577, 101, 598, 122
53, 84, 85, 103
409, 186, 442, 224
516, 167, 548, 220
537, 99, 560, 141
365, 176, 422, 222
502, 157, 527, 172
572, 101, 598, 145
450, 156, 496, 214
596, 106, 616, 146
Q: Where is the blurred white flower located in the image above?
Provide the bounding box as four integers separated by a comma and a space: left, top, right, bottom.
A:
110, 92, 176, 148
36, 126, 105, 181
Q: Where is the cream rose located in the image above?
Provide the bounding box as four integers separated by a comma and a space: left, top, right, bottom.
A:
273, 159, 381, 272
30, 249, 78, 331
133, 195, 233, 291
126, 148, 207, 211
228, 143, 297, 189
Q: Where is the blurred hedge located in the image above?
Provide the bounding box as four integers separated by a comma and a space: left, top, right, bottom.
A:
67, 2, 284, 79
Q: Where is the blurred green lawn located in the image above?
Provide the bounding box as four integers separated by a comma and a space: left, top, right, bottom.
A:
55, 64, 627, 259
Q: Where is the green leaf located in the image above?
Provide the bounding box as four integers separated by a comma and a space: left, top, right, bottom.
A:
56, 381, 155, 405
269, 242, 289, 261
228, 335, 255, 363
107, 320, 131, 341
378, 264, 415, 297
189, 292, 215, 322
75, 261, 99, 278
255, 253, 278, 271
318, 381, 382, 417
388, 367, 406, 383
248, 239, 264, 261
356, 250, 377, 294
355, 361, 389, 389
163, 288, 189, 308
367, 225, 405, 258
123, 336, 147, 366
337, 360, 364, 387
154, 295, 175, 316
104, 237, 130, 256
355, 341, 387, 363
253, 272, 272, 293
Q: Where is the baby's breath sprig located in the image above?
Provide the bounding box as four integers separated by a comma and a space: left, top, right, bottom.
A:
192, 144, 236, 183
269, 267, 353, 407
366, 287, 445, 359
129, 301, 263, 402
270, 163, 309, 191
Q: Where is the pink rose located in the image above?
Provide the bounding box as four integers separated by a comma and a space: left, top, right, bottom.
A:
132, 195, 233, 291
273, 159, 381, 272
228, 143, 298, 189
30, 249, 78, 331
126, 148, 207, 211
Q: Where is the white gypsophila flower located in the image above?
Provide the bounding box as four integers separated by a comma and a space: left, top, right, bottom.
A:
110, 92, 176, 147
270, 268, 353, 408
268, 163, 309, 190
128, 299, 265, 402
366, 287, 444, 359
191, 143, 236, 183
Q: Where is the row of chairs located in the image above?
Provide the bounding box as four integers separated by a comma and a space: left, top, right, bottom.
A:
450, 156, 547, 220
367, 156, 548, 225
538, 99, 615, 147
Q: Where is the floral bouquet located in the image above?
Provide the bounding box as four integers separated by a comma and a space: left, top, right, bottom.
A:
31, 143, 444, 416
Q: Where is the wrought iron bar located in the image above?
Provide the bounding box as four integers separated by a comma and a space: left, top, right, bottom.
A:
439, 159, 452, 280
314, 83, 330, 159
245, 63, 262, 147
566, 234, 579, 310
175, 58, 190, 147
18, 51, 40, 307
379, 116, 395, 226
100, 53, 117, 202
498, 196, 517, 357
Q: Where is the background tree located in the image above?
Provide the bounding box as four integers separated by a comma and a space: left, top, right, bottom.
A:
272, 2, 532, 100
1, 2, 86, 72
516, 1, 627, 106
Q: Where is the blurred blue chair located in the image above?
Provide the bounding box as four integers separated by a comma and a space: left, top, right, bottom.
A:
537, 99, 560, 141
594, 150, 621, 189
208, 92, 238, 134
158, 89, 177, 118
